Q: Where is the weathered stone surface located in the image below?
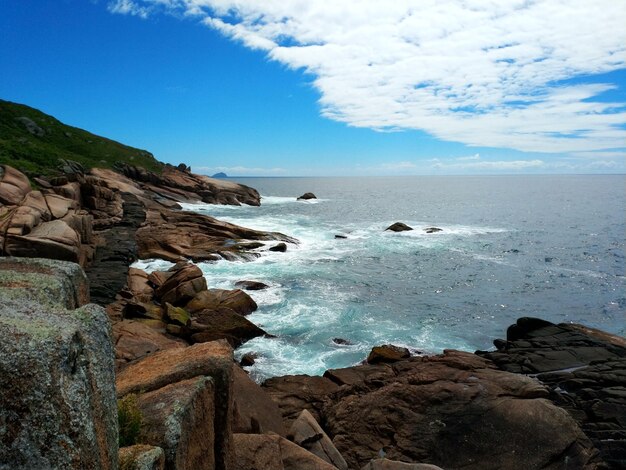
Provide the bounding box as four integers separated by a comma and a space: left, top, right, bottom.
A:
186, 288, 258, 316
232, 433, 284, 470
155, 263, 208, 306
113, 320, 186, 369
361, 459, 444, 470
385, 222, 413, 232
262, 375, 339, 429
0, 256, 90, 308
289, 410, 347, 470
116, 340, 234, 470
478, 317, 626, 469
138, 377, 215, 470
0, 164, 31, 205
6, 218, 81, 261
233, 434, 338, 470
119, 445, 165, 470
0, 296, 117, 470
233, 365, 286, 436
367, 345, 410, 364
322, 350, 600, 470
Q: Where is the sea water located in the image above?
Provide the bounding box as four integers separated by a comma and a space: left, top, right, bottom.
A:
134, 175, 626, 381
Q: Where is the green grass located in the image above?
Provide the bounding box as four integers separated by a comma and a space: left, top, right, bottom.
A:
118, 393, 143, 448
0, 99, 164, 177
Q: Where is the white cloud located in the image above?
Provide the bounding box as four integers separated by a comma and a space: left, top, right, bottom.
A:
456, 153, 481, 161
194, 165, 288, 176
433, 159, 545, 171
107, 0, 149, 18
109, 1, 626, 154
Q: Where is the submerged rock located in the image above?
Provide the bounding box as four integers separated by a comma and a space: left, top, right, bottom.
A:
235, 280, 270, 291
423, 227, 443, 233
385, 222, 413, 232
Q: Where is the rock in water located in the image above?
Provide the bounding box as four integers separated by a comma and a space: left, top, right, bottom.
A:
235, 280, 270, 291
0, 258, 118, 470
297, 192, 317, 200
269, 242, 288, 252
367, 344, 411, 363
424, 227, 443, 233
385, 222, 413, 232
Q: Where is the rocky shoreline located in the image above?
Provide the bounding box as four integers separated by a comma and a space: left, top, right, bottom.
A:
1, 162, 625, 469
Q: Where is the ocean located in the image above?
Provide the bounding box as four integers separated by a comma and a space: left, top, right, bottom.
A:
135, 175, 626, 381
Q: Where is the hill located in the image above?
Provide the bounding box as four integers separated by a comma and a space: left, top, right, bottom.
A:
0, 99, 163, 177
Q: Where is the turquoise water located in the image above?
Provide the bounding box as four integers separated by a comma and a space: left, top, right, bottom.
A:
135, 175, 626, 381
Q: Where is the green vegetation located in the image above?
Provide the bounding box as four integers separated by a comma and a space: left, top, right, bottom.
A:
0, 99, 163, 177
118, 393, 143, 447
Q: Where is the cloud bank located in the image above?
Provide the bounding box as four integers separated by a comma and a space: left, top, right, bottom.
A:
109, 0, 626, 155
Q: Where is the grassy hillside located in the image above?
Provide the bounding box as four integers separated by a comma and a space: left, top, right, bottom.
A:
0, 99, 163, 177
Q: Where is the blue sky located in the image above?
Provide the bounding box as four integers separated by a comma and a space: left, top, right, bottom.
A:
1, 0, 625, 176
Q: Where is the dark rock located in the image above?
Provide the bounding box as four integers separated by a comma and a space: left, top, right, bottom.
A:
188, 307, 267, 347
385, 222, 413, 232
335, 234, 348, 239
269, 242, 288, 252
240, 352, 259, 367
332, 338, 353, 346
235, 280, 270, 291
297, 192, 317, 200
212, 172, 228, 178
367, 344, 410, 364
424, 227, 443, 233
361, 459, 444, 470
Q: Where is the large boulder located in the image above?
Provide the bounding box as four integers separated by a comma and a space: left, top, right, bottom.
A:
188, 307, 267, 347
0, 259, 117, 470
0, 164, 31, 205
385, 222, 413, 232
186, 288, 258, 316
155, 263, 207, 306
322, 350, 600, 470
366, 344, 410, 364
233, 365, 286, 436
137, 377, 216, 470
289, 409, 347, 470
116, 340, 234, 470
297, 192, 317, 200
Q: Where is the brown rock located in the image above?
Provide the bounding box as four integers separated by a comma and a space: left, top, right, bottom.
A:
385, 222, 413, 232
262, 375, 339, 429
0, 164, 31, 205
113, 320, 186, 369
186, 288, 258, 316
155, 263, 207, 306
367, 345, 410, 364
323, 350, 600, 470
5, 219, 81, 262
361, 460, 444, 470
116, 341, 234, 470
278, 435, 338, 470
289, 410, 347, 469
165, 302, 191, 326
189, 307, 267, 347
240, 352, 259, 367
137, 377, 215, 470
119, 445, 165, 470
127, 267, 154, 297
233, 365, 286, 436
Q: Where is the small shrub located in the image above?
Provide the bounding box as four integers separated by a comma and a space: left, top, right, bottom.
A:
118, 393, 142, 447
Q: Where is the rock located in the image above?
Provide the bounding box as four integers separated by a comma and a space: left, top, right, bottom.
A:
212, 172, 228, 178
322, 350, 600, 470
232, 433, 284, 470
423, 227, 442, 233
385, 222, 413, 232
334, 234, 348, 239
155, 263, 207, 306
127, 267, 154, 297
367, 345, 410, 364
186, 288, 258, 316
297, 192, 317, 200
137, 376, 216, 470
262, 375, 340, 429
289, 409, 348, 469
119, 445, 165, 470
269, 242, 288, 252
188, 307, 267, 347
332, 338, 353, 346
323, 363, 395, 387
233, 365, 286, 436
477, 317, 626, 469
165, 302, 191, 326
116, 340, 234, 470
235, 280, 270, 291
233, 434, 338, 470
5, 218, 81, 262
240, 352, 259, 367
361, 459, 444, 470
112, 320, 186, 369
0, 260, 117, 469
0, 164, 31, 205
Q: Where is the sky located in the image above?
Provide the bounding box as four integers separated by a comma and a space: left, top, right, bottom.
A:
1, 0, 625, 176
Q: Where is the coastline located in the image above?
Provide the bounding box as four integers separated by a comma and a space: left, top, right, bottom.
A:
1, 162, 625, 469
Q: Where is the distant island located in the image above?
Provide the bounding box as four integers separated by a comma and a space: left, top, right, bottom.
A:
212, 172, 228, 178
